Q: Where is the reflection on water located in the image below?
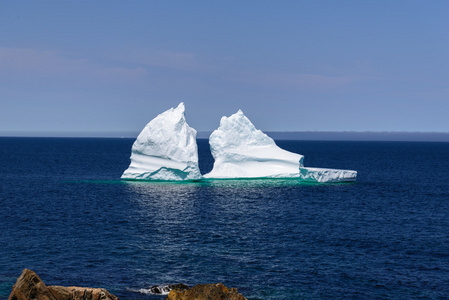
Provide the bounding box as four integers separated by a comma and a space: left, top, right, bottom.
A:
121, 179, 304, 292
125, 180, 201, 218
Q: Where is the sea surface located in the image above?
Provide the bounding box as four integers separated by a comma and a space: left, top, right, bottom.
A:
1, 137, 449, 299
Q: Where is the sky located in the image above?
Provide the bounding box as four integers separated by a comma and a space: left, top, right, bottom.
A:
1, 1, 448, 136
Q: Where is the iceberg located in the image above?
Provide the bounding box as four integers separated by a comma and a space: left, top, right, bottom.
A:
204, 110, 357, 183
121, 103, 202, 181
121, 103, 356, 183
204, 110, 304, 178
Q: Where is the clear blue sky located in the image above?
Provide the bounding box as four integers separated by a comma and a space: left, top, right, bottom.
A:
1, 1, 448, 135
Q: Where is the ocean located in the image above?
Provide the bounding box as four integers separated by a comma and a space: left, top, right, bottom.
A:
1, 137, 449, 299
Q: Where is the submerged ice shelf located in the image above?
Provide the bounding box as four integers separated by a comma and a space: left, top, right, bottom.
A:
299, 167, 357, 183
122, 103, 357, 183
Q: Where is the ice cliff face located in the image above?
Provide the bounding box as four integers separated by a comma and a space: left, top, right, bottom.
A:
121, 103, 202, 181
204, 110, 304, 178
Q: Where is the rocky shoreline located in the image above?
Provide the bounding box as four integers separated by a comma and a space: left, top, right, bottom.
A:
9, 269, 247, 300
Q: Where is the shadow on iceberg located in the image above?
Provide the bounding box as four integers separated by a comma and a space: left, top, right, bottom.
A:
121, 103, 357, 183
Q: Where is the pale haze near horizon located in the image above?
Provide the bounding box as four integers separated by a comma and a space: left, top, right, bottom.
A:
1, 1, 448, 136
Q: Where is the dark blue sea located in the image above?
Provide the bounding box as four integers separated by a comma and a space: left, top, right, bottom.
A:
1, 137, 449, 299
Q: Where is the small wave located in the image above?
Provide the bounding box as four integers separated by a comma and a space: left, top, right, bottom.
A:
130, 283, 189, 296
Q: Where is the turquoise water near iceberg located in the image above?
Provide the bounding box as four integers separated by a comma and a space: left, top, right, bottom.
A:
1, 137, 449, 299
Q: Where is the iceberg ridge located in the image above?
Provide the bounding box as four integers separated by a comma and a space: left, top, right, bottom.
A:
204, 110, 304, 178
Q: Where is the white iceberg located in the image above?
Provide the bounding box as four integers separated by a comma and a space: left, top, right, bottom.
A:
204, 109, 357, 183
121, 102, 202, 181
204, 110, 304, 178
121, 104, 356, 183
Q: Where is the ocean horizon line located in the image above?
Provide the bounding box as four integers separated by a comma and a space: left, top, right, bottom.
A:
1, 130, 449, 142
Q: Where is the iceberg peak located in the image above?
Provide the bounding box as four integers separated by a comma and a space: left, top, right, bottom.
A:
214, 110, 275, 149
175, 102, 185, 112
121, 102, 201, 181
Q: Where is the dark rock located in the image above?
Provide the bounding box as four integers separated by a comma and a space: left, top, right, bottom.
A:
167, 283, 247, 300
8, 269, 118, 300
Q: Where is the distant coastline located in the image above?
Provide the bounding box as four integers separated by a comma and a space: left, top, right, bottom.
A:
1, 131, 449, 142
